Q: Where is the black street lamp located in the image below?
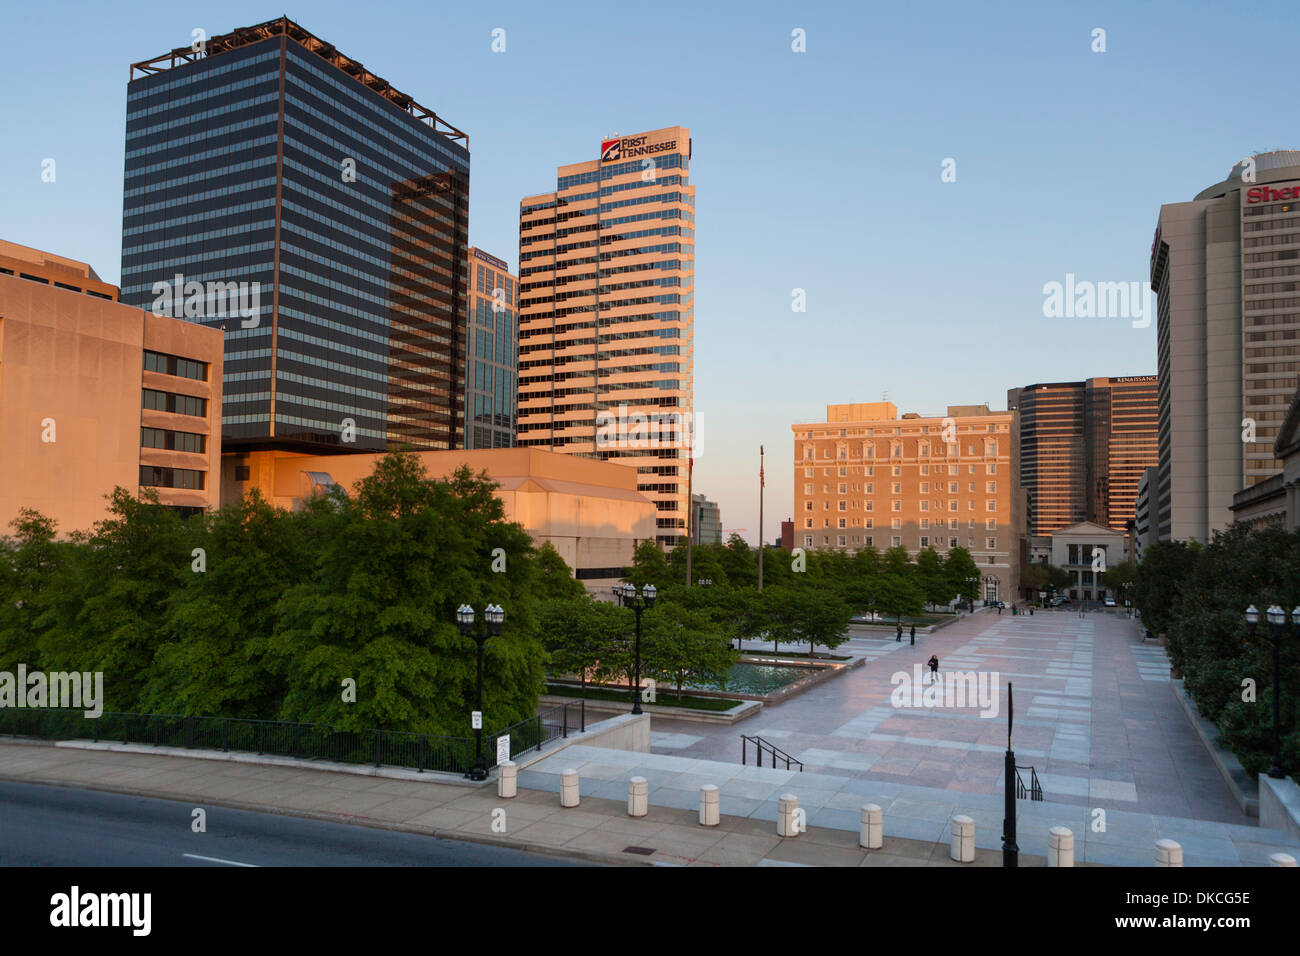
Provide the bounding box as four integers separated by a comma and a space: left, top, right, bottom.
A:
1244, 604, 1296, 780
613, 583, 656, 714
964, 575, 978, 610
456, 602, 505, 781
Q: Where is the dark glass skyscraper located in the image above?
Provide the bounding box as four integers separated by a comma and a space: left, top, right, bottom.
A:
120, 17, 470, 452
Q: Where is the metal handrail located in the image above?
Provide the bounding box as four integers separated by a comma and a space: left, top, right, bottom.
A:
741, 734, 803, 771
1014, 764, 1043, 801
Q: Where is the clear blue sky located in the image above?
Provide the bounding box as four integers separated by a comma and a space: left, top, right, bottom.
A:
4, 0, 1297, 544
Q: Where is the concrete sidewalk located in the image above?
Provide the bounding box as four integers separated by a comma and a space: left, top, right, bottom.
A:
0, 740, 1026, 867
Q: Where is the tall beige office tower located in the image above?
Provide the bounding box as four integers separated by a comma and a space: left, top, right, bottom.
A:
1151, 150, 1300, 541
517, 127, 695, 547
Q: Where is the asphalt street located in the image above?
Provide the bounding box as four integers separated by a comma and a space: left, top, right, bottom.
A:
0, 780, 585, 866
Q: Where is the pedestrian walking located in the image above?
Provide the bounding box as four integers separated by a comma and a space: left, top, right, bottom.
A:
928, 654, 940, 684
909, 625, 916, 645
1029, 606, 1034, 616
896, 622, 902, 642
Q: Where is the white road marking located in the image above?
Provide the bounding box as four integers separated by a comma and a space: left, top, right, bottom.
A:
183, 852, 260, 867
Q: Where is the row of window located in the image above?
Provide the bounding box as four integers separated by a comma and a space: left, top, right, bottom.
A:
141, 427, 206, 454
144, 349, 208, 382
139, 465, 206, 490
142, 389, 207, 417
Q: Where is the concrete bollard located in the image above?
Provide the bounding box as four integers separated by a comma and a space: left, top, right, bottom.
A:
1270, 853, 1297, 867
497, 760, 517, 799
699, 784, 720, 827
777, 794, 800, 837
560, 768, 580, 808
1154, 838, 1183, 867
950, 815, 975, 863
1047, 826, 1074, 867
859, 804, 883, 849
627, 776, 648, 817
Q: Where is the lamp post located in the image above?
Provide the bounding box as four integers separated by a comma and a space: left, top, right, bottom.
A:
456, 602, 505, 781
614, 583, 656, 714
965, 575, 978, 610
1244, 604, 1295, 779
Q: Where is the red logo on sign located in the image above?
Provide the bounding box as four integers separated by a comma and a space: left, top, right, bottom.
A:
1247, 185, 1298, 203
601, 138, 621, 162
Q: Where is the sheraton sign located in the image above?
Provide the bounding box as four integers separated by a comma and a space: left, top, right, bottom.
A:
1246, 184, 1300, 204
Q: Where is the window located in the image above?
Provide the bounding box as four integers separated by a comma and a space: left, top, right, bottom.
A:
140, 427, 206, 454
865, 466, 874, 476
986, 519, 997, 530
892, 465, 901, 476
804, 518, 813, 528
892, 500, 901, 512
839, 483, 847, 493
837, 535, 847, 547
142, 389, 207, 417
921, 465, 929, 475
986, 482, 997, 493
949, 482, 958, 492
920, 536, 929, 547
920, 482, 929, 493
839, 467, 847, 477
987, 537, 997, 549
920, 501, 929, 511
920, 518, 930, 528
892, 536, 901, 547
988, 556, 996, 565
949, 519, 958, 529
949, 500, 958, 511
892, 482, 901, 494
838, 518, 847, 529
891, 518, 901, 530
804, 484, 813, 494
838, 500, 847, 511
865, 500, 874, 511
804, 536, 813, 547
866, 482, 874, 493
865, 536, 873, 547
139, 465, 205, 490
987, 500, 996, 511
987, 464, 996, 475
865, 518, 874, 528
805, 501, 813, 511
949, 537, 958, 548
144, 350, 208, 382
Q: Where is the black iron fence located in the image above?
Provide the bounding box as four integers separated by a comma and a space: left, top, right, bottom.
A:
741, 734, 804, 771
0, 703, 587, 777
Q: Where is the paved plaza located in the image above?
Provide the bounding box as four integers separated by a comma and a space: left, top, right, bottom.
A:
649, 608, 1245, 823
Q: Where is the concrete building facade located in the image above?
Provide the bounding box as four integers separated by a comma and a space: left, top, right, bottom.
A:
1, 242, 224, 533
517, 126, 695, 547
1151, 150, 1300, 541
792, 401, 1023, 604
221, 447, 656, 591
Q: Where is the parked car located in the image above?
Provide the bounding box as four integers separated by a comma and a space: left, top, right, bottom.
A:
1050, 596, 1072, 607
1104, 597, 1116, 608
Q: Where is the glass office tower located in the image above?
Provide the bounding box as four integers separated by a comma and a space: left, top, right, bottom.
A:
120, 17, 470, 451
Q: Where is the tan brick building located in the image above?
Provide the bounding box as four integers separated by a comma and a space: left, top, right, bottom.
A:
791, 402, 1024, 604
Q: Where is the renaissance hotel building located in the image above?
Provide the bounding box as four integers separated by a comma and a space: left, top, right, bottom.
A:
517, 127, 695, 547
119, 17, 471, 454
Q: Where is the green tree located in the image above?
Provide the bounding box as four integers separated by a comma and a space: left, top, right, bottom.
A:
641, 602, 736, 699
944, 547, 980, 605
628, 539, 672, 589
534, 541, 588, 599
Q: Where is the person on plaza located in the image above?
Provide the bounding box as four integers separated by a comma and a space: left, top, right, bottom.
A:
896, 622, 903, 642
928, 654, 940, 684
909, 624, 916, 645
997, 604, 1002, 615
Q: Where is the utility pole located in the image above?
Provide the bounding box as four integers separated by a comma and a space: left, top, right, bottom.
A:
758, 445, 765, 591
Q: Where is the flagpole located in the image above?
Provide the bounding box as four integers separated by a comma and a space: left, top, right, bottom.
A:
685, 453, 694, 586
758, 444, 765, 591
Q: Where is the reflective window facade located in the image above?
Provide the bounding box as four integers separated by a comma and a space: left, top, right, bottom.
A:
121, 18, 470, 452
464, 248, 518, 449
